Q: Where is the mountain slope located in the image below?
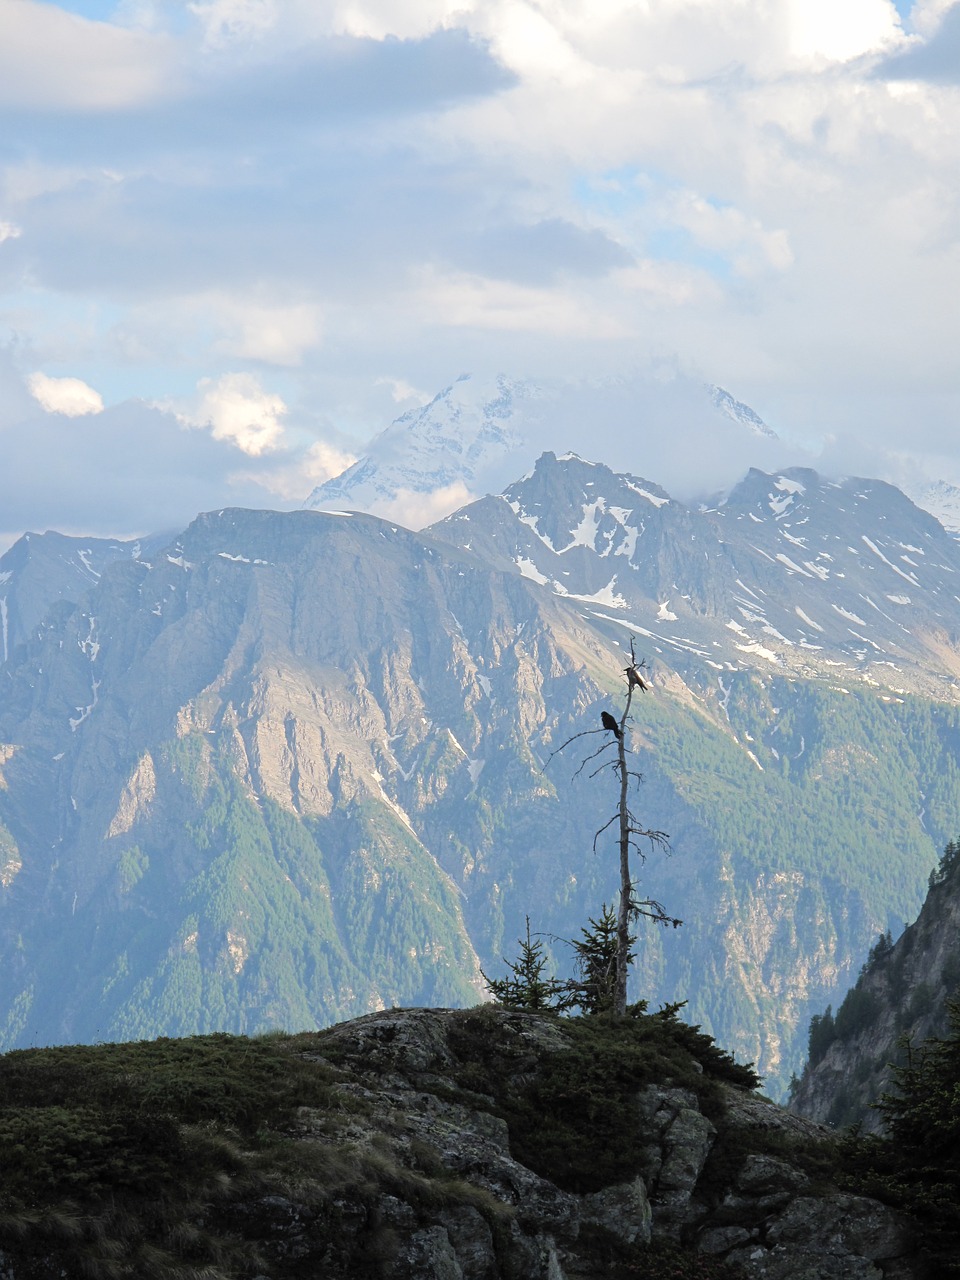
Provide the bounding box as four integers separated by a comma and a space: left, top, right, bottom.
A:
3, 457, 960, 1094
0, 507, 621, 1047
790, 846, 960, 1131
0, 530, 160, 663
431, 451, 960, 696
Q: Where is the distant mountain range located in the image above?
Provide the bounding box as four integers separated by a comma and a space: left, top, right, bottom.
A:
433, 451, 960, 697
304, 371, 960, 538
5, 438, 960, 1097
304, 372, 780, 524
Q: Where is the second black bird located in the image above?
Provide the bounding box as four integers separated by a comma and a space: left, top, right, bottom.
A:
601, 710, 621, 739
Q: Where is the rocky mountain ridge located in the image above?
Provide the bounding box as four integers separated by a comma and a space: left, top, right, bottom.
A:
0, 529, 163, 663
431, 451, 960, 698
790, 847, 960, 1132
0, 1005, 923, 1280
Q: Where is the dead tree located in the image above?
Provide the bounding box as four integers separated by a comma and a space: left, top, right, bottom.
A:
550, 638, 680, 1015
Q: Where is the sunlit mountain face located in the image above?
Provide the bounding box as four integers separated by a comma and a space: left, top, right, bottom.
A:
3, 447, 960, 1099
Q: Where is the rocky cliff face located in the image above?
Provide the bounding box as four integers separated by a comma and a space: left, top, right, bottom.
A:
0, 529, 151, 663
790, 854, 960, 1131
0, 1006, 922, 1280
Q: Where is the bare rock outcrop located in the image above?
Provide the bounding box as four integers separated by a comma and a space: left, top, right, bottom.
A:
791, 861, 960, 1131
235, 1007, 920, 1280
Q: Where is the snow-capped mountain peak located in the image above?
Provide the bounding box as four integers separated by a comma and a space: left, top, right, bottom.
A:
304, 371, 780, 528
710, 385, 776, 438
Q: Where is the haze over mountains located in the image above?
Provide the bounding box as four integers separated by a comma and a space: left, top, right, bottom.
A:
4, 378, 960, 1097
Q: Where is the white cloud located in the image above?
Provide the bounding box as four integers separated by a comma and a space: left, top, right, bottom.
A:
313, 0, 465, 41
245, 439, 358, 500
371, 481, 476, 530
5, 0, 960, 541
0, 0, 175, 109
414, 266, 632, 337
911, 0, 958, 36
784, 0, 903, 62
97, 293, 323, 371
176, 373, 288, 456
375, 376, 432, 405
27, 372, 104, 417
212, 298, 324, 366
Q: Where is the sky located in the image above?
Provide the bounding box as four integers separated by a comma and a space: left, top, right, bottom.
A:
2, 0, 960, 546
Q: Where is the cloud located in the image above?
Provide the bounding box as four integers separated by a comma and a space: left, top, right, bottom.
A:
375, 376, 432, 406
0, 347, 346, 543
457, 218, 634, 286
188, 0, 277, 47
3, 0, 960, 548
27, 372, 104, 416
175, 373, 287, 456
877, 0, 960, 78
0, 397, 296, 540
245, 439, 358, 501
783, 0, 903, 62
0, 0, 176, 110
211, 298, 324, 366
371, 481, 477, 530
413, 267, 634, 338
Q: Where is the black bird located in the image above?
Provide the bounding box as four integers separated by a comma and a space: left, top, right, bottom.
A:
601, 710, 621, 739
625, 664, 649, 692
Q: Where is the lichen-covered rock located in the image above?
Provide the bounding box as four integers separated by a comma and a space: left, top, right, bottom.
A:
764, 1193, 913, 1262
735, 1154, 808, 1196
580, 1177, 652, 1246
658, 1105, 717, 1197
393, 1225, 464, 1280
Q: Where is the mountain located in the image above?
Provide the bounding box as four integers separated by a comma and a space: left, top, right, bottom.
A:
901, 477, 960, 536
790, 844, 960, 1132
432, 451, 960, 695
0, 530, 166, 663
2, 455, 960, 1097
303, 372, 779, 524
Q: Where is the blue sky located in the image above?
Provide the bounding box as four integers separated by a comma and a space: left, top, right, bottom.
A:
2, 0, 960, 543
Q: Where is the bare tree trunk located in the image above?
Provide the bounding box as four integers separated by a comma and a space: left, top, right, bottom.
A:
547, 641, 674, 1017
614, 683, 635, 1015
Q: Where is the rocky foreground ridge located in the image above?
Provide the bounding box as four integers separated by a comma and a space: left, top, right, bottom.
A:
0, 1005, 920, 1279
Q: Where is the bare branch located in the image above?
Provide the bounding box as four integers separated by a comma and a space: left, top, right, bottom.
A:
543, 727, 606, 772
587, 760, 618, 781
592, 813, 619, 854
542, 635, 677, 1016
631, 890, 683, 928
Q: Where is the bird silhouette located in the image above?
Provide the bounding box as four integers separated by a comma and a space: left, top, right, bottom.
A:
601, 710, 621, 739
625, 665, 649, 692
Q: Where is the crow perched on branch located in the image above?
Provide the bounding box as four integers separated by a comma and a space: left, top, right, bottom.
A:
601, 710, 621, 739
625, 665, 648, 692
